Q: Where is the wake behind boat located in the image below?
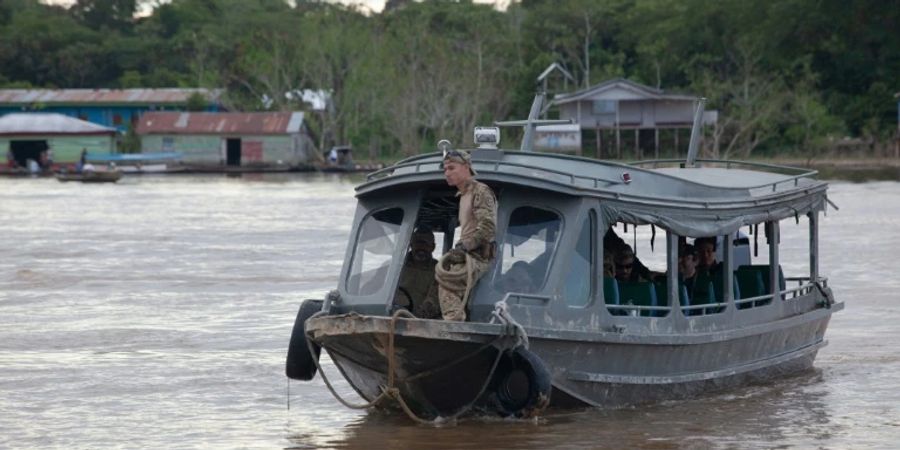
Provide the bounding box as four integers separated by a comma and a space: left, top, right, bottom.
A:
285, 94, 841, 422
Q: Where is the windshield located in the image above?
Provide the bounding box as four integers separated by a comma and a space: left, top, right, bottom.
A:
345, 207, 405, 296
495, 206, 562, 294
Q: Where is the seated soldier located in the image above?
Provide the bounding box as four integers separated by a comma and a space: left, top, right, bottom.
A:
614, 244, 660, 283
694, 236, 723, 274
679, 243, 700, 297
394, 226, 441, 319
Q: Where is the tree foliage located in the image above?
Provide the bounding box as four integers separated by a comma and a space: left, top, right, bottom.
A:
0, 0, 897, 158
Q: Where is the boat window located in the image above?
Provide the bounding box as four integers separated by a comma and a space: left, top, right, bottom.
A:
563, 211, 595, 307
734, 216, 813, 309
604, 223, 669, 317
496, 206, 561, 294
345, 207, 404, 296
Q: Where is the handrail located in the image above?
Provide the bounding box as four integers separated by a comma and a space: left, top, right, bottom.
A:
628, 158, 820, 192
607, 279, 825, 316
363, 156, 827, 210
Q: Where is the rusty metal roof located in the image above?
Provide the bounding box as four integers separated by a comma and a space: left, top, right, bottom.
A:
0, 113, 117, 135
136, 112, 306, 135
0, 88, 223, 105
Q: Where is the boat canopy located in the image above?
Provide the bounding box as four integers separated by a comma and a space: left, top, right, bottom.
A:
358, 150, 828, 237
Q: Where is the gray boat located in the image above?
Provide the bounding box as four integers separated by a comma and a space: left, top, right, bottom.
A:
286, 95, 841, 421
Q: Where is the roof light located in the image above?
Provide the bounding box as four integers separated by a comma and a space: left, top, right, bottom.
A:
622, 172, 632, 184
474, 126, 500, 149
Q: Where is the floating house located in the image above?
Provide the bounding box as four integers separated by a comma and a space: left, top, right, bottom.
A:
0, 88, 223, 133
135, 111, 319, 170
550, 78, 717, 158
0, 113, 116, 169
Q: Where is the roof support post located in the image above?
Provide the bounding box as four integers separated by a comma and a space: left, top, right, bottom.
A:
808, 211, 819, 282
723, 232, 734, 307
768, 221, 780, 301
667, 231, 684, 323
635, 128, 640, 159
654, 128, 659, 160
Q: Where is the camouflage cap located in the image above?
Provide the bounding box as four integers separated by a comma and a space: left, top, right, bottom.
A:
442, 149, 477, 175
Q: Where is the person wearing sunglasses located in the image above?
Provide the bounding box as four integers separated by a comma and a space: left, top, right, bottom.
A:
435, 147, 497, 321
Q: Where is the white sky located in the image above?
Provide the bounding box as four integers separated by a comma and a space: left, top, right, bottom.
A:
43, 0, 513, 16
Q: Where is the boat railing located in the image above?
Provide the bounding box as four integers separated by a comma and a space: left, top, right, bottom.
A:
628, 158, 819, 192
365, 155, 823, 208
501, 292, 552, 307
606, 276, 828, 316
367, 157, 626, 186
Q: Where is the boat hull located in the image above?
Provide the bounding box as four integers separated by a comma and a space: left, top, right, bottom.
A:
307, 315, 514, 418
56, 171, 122, 183
306, 303, 839, 417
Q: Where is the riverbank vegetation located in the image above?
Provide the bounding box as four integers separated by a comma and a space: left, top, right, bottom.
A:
1, 0, 897, 160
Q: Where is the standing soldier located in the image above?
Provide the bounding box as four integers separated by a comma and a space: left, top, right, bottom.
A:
435, 148, 497, 321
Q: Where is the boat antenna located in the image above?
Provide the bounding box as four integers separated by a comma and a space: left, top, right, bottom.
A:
685, 97, 707, 167
495, 92, 572, 152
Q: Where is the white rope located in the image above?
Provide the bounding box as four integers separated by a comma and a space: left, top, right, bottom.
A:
490, 299, 529, 350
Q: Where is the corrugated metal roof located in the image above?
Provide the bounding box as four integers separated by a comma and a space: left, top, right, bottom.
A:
136, 112, 306, 135
0, 113, 117, 135
0, 88, 223, 105
552, 78, 696, 105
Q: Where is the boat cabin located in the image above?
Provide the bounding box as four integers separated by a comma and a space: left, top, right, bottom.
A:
331, 149, 832, 334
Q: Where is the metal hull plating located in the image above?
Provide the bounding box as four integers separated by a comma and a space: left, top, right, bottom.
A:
307, 315, 512, 418
307, 300, 840, 415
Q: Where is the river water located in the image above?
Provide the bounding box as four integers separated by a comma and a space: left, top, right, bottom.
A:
0, 174, 898, 449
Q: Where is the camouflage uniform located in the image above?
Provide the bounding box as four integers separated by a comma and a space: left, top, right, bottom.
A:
438, 178, 497, 321
395, 253, 441, 319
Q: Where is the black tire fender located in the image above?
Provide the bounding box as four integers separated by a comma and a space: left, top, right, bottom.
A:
492, 347, 552, 418
285, 299, 323, 381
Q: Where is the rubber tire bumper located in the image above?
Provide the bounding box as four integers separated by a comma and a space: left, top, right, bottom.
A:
492, 347, 552, 417
285, 299, 323, 380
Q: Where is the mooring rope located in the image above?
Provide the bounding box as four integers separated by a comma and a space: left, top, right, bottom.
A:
306, 306, 525, 424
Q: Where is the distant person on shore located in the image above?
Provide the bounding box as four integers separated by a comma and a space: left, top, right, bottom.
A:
78, 148, 88, 172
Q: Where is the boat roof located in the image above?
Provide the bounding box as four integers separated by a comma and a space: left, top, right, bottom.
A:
357, 149, 829, 236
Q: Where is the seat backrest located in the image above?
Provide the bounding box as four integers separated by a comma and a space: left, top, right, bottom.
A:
653, 280, 689, 307
735, 267, 765, 297
603, 277, 619, 305
695, 268, 740, 302
745, 264, 786, 292
618, 281, 660, 317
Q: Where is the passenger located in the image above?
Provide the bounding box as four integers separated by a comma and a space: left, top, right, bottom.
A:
77, 148, 87, 172
499, 260, 536, 293
614, 245, 648, 282
604, 227, 653, 280
394, 227, 441, 319
694, 236, 722, 274
679, 244, 699, 294
435, 148, 497, 321
603, 251, 615, 278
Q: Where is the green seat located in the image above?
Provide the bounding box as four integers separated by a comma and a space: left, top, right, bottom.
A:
653, 280, 687, 317
684, 279, 715, 316
618, 281, 661, 317
735, 267, 766, 309
603, 277, 625, 316
737, 265, 785, 306
694, 268, 739, 313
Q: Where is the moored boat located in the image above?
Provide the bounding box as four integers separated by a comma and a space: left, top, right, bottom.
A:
56, 170, 123, 183
286, 95, 841, 422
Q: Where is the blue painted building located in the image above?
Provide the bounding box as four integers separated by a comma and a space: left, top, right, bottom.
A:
0, 88, 223, 134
